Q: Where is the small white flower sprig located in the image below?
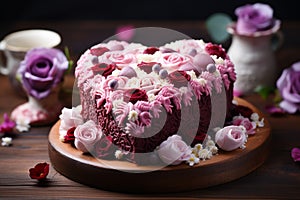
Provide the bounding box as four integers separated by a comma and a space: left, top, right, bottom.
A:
186, 136, 218, 167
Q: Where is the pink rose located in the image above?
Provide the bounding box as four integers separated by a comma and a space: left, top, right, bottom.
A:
215, 125, 247, 151
104, 51, 136, 68
232, 115, 256, 135
157, 135, 191, 165
160, 53, 190, 72
74, 120, 102, 153
59, 105, 83, 138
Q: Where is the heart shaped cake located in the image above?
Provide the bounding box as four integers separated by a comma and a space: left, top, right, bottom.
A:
58, 39, 260, 166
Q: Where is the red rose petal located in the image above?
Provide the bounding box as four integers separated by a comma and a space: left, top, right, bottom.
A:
90, 47, 109, 56
143, 47, 159, 55
29, 162, 49, 180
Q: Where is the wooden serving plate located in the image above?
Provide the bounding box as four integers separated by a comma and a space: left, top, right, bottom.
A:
48, 98, 271, 193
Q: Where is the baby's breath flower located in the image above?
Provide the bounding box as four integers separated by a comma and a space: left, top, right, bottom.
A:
198, 149, 212, 160
115, 150, 124, 159
186, 154, 200, 167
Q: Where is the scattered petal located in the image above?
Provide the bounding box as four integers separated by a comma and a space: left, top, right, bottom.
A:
291, 147, 300, 162
265, 104, 286, 116
1, 137, 12, 146
15, 117, 31, 132
0, 113, 16, 133
29, 162, 50, 181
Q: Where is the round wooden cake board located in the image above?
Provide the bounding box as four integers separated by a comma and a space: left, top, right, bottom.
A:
48, 97, 271, 193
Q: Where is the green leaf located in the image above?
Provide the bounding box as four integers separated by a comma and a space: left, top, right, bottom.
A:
64, 46, 74, 75
254, 85, 276, 99
205, 13, 232, 43
273, 89, 283, 104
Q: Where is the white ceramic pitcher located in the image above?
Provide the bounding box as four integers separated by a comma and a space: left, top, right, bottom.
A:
227, 20, 282, 96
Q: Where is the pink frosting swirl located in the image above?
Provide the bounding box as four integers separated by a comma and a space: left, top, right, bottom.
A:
104, 51, 136, 68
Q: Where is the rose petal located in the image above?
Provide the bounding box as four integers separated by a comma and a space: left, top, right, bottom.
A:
30, 58, 52, 78
265, 104, 286, 116
29, 162, 49, 180
18, 47, 68, 99
291, 147, 300, 162
292, 62, 300, 72
279, 100, 298, 114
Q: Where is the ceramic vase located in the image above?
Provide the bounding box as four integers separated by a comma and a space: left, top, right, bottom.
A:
227, 20, 282, 95
11, 84, 63, 126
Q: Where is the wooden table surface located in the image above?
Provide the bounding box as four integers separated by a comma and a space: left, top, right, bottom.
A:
1, 20, 300, 199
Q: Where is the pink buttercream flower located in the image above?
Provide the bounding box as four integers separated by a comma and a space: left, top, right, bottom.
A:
160, 52, 191, 72
157, 135, 192, 165
215, 125, 247, 151
74, 120, 102, 153
232, 115, 256, 135
125, 121, 145, 137
156, 86, 181, 113
276, 61, 300, 114
139, 111, 152, 127
103, 51, 136, 68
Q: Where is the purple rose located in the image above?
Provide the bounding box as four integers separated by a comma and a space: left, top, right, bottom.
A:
235, 3, 275, 34
19, 48, 69, 99
276, 62, 300, 113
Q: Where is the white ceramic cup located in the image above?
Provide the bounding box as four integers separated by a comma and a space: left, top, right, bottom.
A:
0, 29, 61, 95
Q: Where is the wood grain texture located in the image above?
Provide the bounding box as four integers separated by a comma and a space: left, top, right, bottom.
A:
1, 20, 300, 199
